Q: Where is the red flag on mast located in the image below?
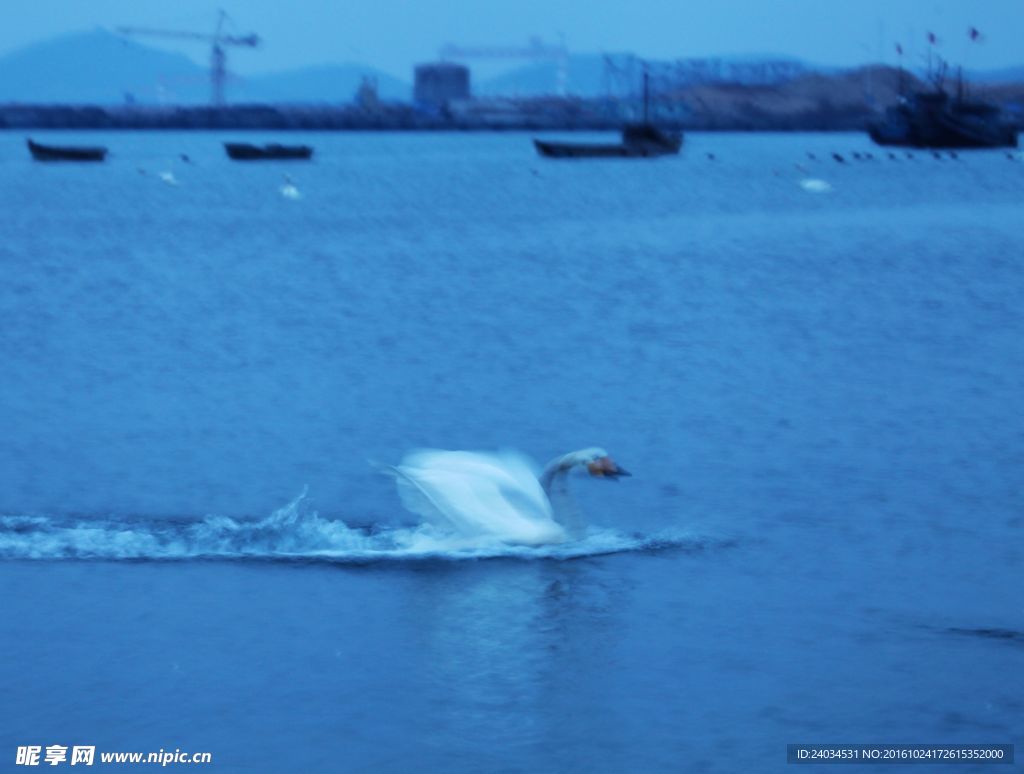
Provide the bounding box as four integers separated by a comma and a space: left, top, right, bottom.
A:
968, 27, 982, 42
927, 31, 937, 45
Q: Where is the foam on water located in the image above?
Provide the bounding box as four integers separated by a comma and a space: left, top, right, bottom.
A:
0, 489, 714, 563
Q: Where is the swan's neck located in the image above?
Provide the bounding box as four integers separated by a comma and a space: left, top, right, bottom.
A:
539, 453, 577, 495
540, 452, 588, 538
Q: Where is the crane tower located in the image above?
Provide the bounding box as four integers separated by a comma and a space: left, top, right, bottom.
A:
117, 11, 259, 106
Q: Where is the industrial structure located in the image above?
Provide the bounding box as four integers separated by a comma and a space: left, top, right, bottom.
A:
602, 54, 810, 100
438, 37, 569, 96
117, 11, 259, 107
414, 62, 470, 106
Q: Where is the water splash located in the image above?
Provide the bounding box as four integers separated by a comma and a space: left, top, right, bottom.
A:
0, 489, 717, 563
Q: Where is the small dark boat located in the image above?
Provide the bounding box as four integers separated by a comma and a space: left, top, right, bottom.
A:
533, 73, 682, 159
224, 143, 313, 161
534, 125, 682, 159
27, 138, 107, 162
868, 66, 1018, 150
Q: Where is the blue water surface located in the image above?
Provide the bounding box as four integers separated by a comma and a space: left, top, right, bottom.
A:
0, 131, 1022, 772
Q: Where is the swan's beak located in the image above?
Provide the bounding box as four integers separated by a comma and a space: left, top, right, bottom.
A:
587, 456, 631, 480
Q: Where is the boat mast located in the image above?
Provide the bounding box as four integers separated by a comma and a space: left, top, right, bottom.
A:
643, 68, 650, 123
895, 43, 905, 98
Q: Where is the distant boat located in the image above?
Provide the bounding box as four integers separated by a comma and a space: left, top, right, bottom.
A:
868, 66, 1018, 150
534, 126, 683, 159
534, 73, 682, 159
27, 138, 107, 162
224, 143, 313, 161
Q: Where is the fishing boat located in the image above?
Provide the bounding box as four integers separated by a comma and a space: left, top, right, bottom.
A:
27, 138, 107, 162
534, 126, 682, 158
533, 73, 683, 159
869, 63, 1018, 149
224, 142, 314, 161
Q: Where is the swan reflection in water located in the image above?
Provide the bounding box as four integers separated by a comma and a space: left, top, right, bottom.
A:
392, 448, 630, 546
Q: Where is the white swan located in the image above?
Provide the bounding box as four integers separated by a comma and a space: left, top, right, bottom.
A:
280, 175, 301, 200
392, 447, 629, 546
799, 178, 832, 193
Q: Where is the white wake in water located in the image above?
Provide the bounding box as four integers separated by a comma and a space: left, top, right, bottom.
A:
0, 489, 713, 563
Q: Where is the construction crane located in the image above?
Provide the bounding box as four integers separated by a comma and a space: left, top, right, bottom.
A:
438, 37, 569, 96
117, 11, 259, 106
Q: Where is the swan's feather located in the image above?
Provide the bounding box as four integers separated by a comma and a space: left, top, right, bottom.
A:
394, 449, 566, 545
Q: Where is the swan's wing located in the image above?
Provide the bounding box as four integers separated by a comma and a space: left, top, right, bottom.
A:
393, 458, 501, 534
391, 464, 450, 525
394, 449, 563, 545
488, 449, 553, 518
399, 450, 550, 517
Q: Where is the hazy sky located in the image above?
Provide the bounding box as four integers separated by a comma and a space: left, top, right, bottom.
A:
3, 0, 1022, 77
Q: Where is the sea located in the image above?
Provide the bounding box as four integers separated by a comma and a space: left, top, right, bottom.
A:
0, 130, 1021, 772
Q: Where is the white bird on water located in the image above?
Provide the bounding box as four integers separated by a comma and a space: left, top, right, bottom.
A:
392, 447, 630, 546
158, 171, 179, 186
280, 175, 301, 200
799, 178, 832, 193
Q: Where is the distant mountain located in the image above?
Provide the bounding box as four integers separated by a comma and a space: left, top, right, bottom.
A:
0, 28, 207, 104
0, 29, 1019, 106
236, 65, 410, 103
966, 65, 1024, 84
0, 29, 410, 105
679, 65, 921, 129
475, 53, 1024, 99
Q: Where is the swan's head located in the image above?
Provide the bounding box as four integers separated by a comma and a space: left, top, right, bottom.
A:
572, 447, 631, 480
